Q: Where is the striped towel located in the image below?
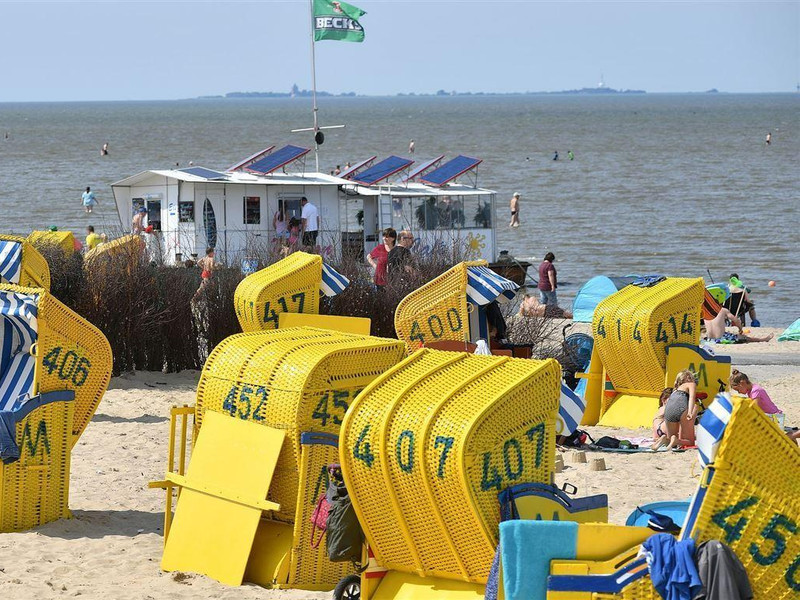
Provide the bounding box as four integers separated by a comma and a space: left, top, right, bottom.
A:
0, 241, 22, 285
558, 382, 586, 435
0, 292, 39, 412
320, 262, 350, 297
696, 392, 733, 467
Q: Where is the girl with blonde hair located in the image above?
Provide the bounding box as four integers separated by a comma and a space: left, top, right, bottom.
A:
661, 369, 698, 449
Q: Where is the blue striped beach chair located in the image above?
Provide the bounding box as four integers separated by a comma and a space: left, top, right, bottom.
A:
0, 235, 50, 290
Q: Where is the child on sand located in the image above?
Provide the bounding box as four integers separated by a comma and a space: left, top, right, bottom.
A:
662, 370, 698, 450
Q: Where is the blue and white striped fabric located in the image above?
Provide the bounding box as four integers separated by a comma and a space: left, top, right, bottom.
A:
0, 292, 39, 412
696, 392, 734, 467
320, 263, 350, 297
0, 241, 22, 285
558, 382, 586, 435
466, 266, 519, 306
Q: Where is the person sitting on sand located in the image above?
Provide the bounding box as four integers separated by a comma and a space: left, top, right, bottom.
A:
729, 369, 781, 415
662, 370, 698, 450
518, 294, 573, 319
651, 387, 673, 450
703, 306, 773, 344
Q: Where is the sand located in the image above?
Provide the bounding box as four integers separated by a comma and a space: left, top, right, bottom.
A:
1, 328, 796, 599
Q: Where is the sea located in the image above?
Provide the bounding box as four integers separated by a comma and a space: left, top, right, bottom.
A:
1, 94, 798, 326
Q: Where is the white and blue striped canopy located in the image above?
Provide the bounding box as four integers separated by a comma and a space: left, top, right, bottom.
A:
466, 266, 519, 306
558, 382, 586, 436
696, 392, 734, 467
0, 292, 39, 412
320, 263, 350, 297
0, 241, 22, 285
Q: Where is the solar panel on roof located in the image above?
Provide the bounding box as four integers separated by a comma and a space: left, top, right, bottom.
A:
420, 155, 482, 186
246, 145, 310, 175
179, 167, 228, 180
351, 156, 414, 185
340, 156, 377, 180
401, 155, 445, 182
227, 146, 276, 172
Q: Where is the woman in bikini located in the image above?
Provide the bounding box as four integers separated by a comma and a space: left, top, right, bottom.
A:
662, 370, 698, 450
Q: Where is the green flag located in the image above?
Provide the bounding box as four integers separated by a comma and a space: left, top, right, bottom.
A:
313, 0, 366, 42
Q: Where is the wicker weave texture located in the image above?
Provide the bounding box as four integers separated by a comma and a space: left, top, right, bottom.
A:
394, 262, 484, 352
284, 439, 351, 588
27, 230, 76, 255
234, 252, 322, 333
0, 284, 112, 445
83, 234, 145, 266
0, 234, 51, 290
687, 399, 800, 599
593, 278, 703, 395
194, 327, 405, 522
339, 349, 561, 582
0, 400, 73, 532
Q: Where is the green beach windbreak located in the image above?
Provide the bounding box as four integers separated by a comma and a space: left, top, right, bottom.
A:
313, 0, 366, 42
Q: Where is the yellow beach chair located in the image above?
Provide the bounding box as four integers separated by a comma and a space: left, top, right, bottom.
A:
591, 277, 704, 428
339, 349, 561, 594
0, 234, 51, 290
0, 283, 112, 531
394, 261, 518, 352
27, 230, 77, 255
155, 327, 405, 590
83, 233, 145, 267
233, 252, 351, 333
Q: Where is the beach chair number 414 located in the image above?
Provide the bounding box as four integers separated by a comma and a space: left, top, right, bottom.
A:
596, 313, 693, 344
711, 496, 800, 592
42, 346, 91, 387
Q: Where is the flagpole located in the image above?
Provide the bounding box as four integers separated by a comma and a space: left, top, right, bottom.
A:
308, 0, 320, 172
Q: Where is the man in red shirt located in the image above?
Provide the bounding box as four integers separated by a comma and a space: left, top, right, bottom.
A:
537, 252, 558, 306
367, 227, 397, 288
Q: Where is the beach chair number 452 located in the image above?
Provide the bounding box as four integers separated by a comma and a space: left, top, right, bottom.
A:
712, 496, 800, 591
42, 346, 91, 387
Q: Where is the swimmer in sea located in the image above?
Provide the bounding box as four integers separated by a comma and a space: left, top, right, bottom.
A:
509, 192, 520, 228
553, 150, 559, 161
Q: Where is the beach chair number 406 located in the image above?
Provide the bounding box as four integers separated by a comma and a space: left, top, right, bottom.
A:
42, 346, 91, 387
711, 496, 800, 592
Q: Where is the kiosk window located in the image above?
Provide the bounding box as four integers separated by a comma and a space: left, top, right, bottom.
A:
179, 201, 195, 222
244, 196, 261, 224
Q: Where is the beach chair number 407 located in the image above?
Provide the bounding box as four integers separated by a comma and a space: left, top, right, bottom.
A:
352, 421, 547, 490
41, 346, 91, 387
711, 496, 800, 592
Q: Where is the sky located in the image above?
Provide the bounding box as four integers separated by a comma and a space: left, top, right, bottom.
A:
0, 1, 797, 101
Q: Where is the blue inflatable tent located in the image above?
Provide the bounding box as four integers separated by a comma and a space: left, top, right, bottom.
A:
571, 276, 636, 323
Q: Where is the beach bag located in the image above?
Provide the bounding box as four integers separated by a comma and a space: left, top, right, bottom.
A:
326, 479, 365, 569
594, 436, 621, 449
310, 494, 331, 549
559, 429, 593, 448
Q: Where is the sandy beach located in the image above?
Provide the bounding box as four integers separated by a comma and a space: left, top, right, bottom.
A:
1, 328, 796, 599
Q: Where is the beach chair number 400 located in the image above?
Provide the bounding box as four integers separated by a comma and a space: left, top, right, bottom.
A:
711, 497, 800, 591
42, 346, 91, 387
352, 421, 547, 490
408, 308, 463, 344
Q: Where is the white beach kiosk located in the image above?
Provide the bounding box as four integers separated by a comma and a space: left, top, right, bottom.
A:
110, 145, 497, 265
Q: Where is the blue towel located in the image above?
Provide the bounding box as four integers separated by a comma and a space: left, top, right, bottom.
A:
631, 275, 667, 288
643, 533, 702, 600
500, 520, 578, 600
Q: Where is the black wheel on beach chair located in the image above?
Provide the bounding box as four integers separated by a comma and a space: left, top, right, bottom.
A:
333, 574, 361, 600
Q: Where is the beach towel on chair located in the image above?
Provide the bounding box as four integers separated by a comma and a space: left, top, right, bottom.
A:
0, 291, 39, 412
500, 520, 578, 600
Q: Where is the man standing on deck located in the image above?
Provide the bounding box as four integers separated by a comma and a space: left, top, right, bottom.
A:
300, 196, 320, 249
509, 192, 520, 228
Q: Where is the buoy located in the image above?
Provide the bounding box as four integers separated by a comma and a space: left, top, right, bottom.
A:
768, 280, 776, 287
